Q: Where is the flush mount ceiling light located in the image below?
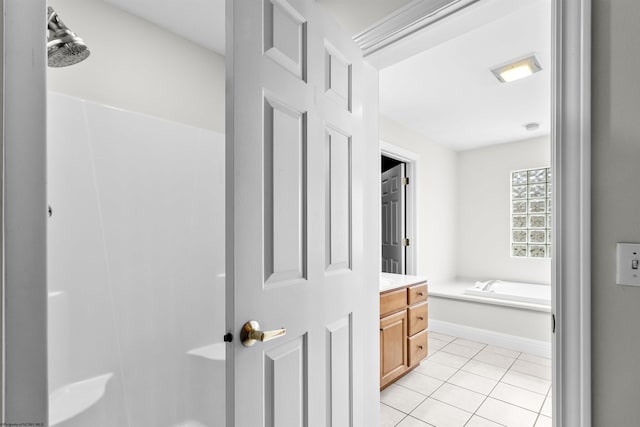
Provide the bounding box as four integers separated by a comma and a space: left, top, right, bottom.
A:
491, 55, 542, 83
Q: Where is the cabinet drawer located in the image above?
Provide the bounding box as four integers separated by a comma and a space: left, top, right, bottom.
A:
407, 330, 428, 367
380, 288, 407, 317
408, 283, 427, 305
407, 302, 428, 336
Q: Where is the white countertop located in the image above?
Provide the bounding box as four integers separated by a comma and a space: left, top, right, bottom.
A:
380, 273, 428, 293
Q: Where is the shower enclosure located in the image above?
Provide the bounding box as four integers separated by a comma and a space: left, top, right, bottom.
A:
45, 3, 226, 426
47, 93, 226, 427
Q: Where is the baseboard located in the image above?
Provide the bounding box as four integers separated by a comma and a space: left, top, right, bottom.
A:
429, 319, 551, 358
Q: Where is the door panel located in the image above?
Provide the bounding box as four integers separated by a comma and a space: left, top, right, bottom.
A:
265, 336, 306, 427
226, 1, 377, 425
326, 127, 351, 271
264, 97, 307, 285
264, 0, 307, 79
327, 315, 352, 426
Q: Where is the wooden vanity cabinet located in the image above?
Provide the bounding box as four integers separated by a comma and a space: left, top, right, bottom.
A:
380, 281, 428, 389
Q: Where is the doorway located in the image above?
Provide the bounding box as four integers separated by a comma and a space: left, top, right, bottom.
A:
2, 0, 591, 425
381, 155, 406, 274
381, 144, 419, 276
377, 0, 556, 425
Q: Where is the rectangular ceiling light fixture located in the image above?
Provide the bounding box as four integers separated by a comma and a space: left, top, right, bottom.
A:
491, 55, 542, 83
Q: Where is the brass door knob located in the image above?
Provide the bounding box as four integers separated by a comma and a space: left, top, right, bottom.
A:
240, 320, 286, 347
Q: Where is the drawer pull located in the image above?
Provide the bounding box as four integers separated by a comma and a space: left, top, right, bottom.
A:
417, 345, 423, 350
418, 292, 424, 296
417, 316, 424, 321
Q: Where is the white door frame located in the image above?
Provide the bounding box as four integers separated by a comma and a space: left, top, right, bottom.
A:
0, 0, 590, 425
1, 0, 49, 424
381, 141, 418, 276
362, 1, 591, 425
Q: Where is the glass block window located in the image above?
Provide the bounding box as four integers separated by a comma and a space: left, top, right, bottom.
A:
511, 168, 552, 258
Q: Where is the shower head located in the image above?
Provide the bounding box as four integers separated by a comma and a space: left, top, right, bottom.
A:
47, 6, 90, 67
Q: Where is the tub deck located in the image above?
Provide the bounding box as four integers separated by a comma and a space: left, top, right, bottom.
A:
429, 279, 551, 312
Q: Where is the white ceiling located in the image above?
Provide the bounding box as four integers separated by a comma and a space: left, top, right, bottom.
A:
379, 0, 551, 151
103, 0, 226, 54
103, 0, 550, 151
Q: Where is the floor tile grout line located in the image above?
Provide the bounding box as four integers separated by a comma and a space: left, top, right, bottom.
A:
482, 395, 547, 417
500, 374, 552, 395
400, 350, 477, 425
433, 346, 490, 426
431, 376, 548, 417
428, 346, 550, 395
463, 350, 520, 426
384, 383, 431, 414
409, 392, 476, 425
493, 379, 550, 397
516, 351, 552, 367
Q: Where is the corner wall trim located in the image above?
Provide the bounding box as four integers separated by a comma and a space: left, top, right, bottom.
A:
551, 0, 591, 426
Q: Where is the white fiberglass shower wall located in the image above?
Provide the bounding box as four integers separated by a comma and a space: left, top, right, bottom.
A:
47, 92, 225, 427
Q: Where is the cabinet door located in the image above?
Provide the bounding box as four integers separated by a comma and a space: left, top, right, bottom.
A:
380, 310, 407, 387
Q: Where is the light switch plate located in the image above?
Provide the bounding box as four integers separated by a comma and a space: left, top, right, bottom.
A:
616, 243, 640, 286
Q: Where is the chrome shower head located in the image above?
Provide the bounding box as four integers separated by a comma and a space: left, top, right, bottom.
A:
47, 6, 90, 67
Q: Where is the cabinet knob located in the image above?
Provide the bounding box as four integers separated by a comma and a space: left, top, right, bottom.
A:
417, 345, 424, 350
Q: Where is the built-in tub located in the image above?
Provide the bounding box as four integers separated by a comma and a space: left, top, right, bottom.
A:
463, 280, 551, 306
428, 279, 551, 357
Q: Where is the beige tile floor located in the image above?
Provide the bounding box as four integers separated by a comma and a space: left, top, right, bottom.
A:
380, 333, 552, 427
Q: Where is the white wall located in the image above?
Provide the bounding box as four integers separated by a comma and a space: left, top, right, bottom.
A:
456, 136, 551, 284
47, 0, 225, 133
380, 115, 458, 281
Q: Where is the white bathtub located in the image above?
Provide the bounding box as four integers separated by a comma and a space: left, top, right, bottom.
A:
463, 280, 551, 306
428, 279, 551, 357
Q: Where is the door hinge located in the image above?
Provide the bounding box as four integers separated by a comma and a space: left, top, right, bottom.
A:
552, 314, 556, 333
402, 177, 409, 186
402, 238, 410, 247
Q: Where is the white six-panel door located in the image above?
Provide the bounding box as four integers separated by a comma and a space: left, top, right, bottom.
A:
381, 163, 406, 274
226, 1, 378, 426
